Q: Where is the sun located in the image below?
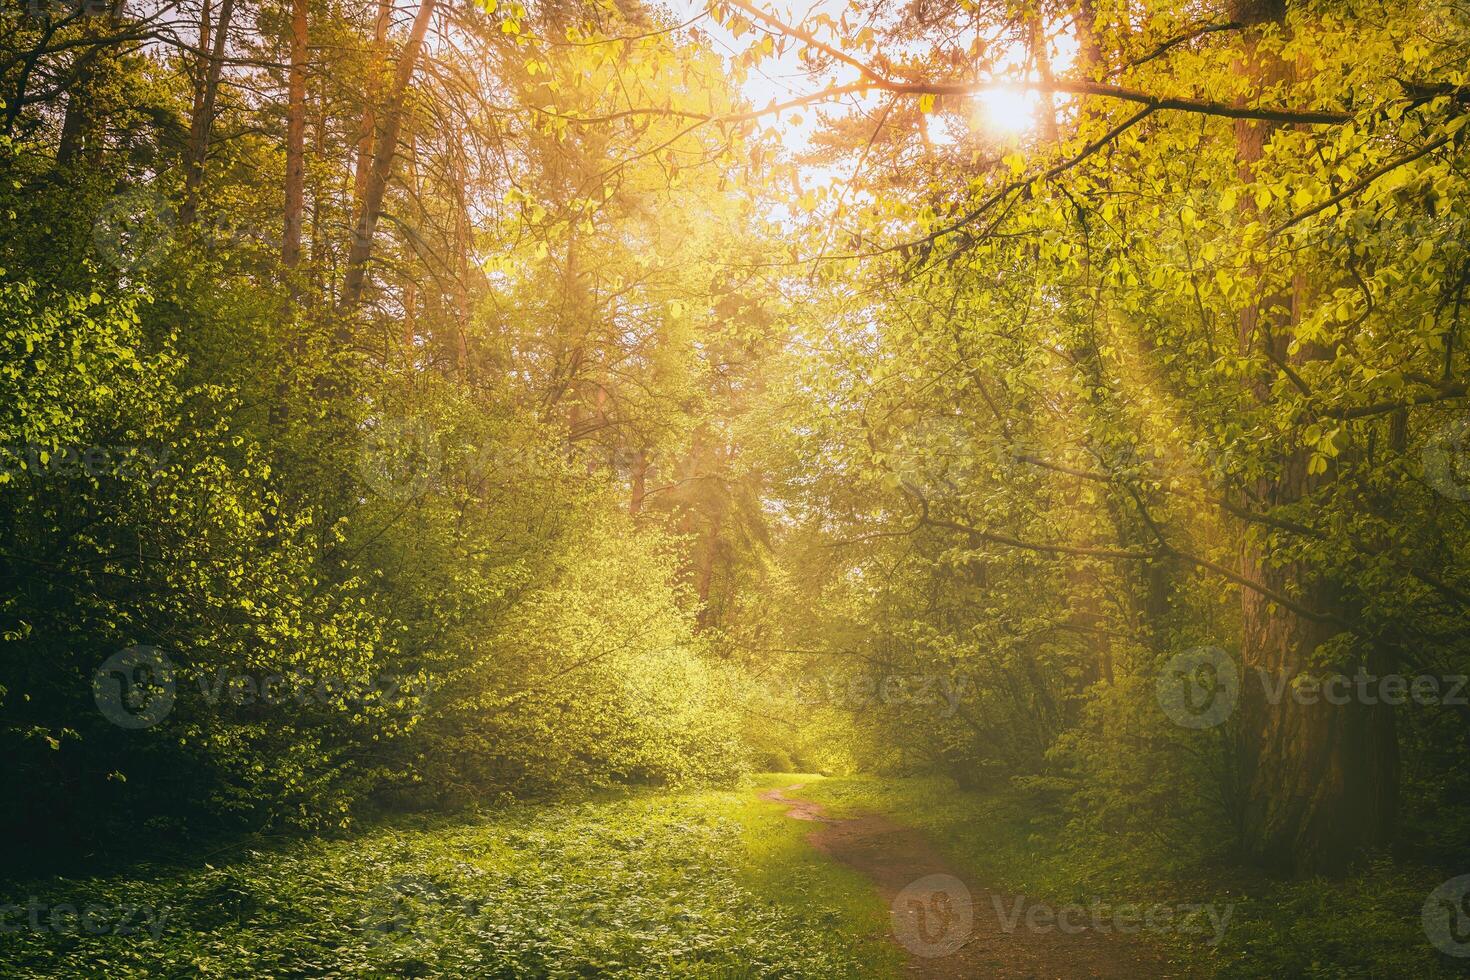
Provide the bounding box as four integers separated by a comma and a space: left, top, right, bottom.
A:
974, 85, 1039, 135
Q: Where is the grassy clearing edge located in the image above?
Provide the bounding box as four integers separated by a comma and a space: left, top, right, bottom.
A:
0, 777, 902, 978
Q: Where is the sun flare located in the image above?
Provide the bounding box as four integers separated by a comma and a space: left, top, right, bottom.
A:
975, 86, 1039, 135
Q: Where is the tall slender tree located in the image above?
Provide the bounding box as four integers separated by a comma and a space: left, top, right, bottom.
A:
283, 0, 309, 267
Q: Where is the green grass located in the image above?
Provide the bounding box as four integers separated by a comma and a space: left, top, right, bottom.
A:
798, 774, 1470, 979
18, 771, 1451, 978
0, 776, 901, 978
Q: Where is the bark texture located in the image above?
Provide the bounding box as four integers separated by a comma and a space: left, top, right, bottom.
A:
1228, 0, 1397, 875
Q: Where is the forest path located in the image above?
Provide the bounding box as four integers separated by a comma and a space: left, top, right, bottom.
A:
759, 784, 1181, 979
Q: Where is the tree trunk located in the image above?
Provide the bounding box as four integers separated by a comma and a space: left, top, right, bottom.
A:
450, 140, 474, 378
694, 513, 722, 629
282, 0, 308, 267
629, 448, 648, 515
402, 279, 417, 359
56, 84, 91, 167
190, 0, 213, 124
309, 78, 327, 292
56, 0, 126, 165
179, 0, 237, 226
1075, 0, 1103, 76
339, 0, 436, 315
355, 0, 393, 206
1227, 0, 1396, 876
1029, 14, 1060, 143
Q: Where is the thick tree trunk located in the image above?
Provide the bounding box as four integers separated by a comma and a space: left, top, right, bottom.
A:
56, 85, 91, 167
340, 0, 436, 315
55, 1, 126, 165
282, 0, 308, 267
1227, 0, 1396, 875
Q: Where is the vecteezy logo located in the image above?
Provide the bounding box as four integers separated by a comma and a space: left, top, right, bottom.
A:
360, 873, 442, 946
1157, 646, 1239, 729
891, 873, 973, 958
1424, 874, 1470, 957
890, 415, 975, 500
25, 0, 117, 22
358, 415, 442, 501
92, 186, 176, 273
93, 646, 176, 729
1423, 414, 1470, 501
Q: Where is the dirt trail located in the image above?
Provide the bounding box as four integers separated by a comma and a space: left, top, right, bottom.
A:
760, 784, 1181, 979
